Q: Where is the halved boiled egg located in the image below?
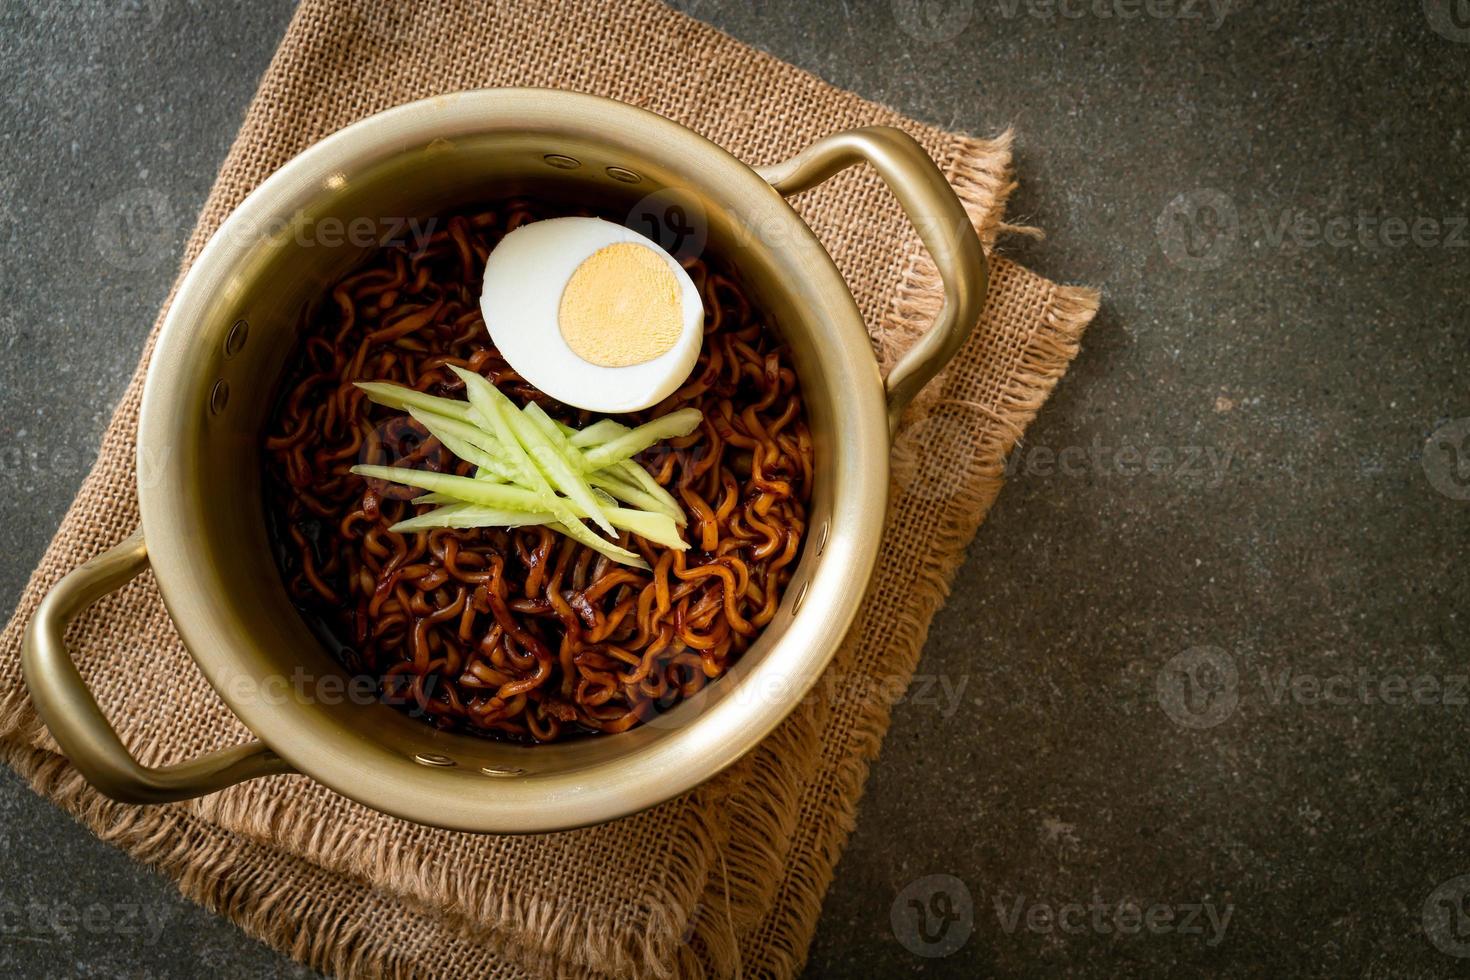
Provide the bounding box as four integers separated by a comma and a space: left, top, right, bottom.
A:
479, 217, 704, 414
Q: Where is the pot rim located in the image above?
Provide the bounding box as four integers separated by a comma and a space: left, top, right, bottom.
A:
135, 88, 889, 832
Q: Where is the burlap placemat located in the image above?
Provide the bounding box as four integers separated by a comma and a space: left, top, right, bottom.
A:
0, 1, 1098, 975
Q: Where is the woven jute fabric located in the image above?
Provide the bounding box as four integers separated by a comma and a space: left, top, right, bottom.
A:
0, 1, 1098, 976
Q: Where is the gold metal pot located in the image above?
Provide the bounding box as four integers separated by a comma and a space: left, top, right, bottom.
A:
22, 90, 986, 833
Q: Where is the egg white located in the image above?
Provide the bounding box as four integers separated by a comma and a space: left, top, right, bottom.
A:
479, 217, 703, 414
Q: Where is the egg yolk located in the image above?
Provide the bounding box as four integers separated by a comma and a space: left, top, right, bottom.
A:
558, 242, 684, 368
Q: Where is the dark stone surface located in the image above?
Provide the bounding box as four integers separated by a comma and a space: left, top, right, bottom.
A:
1, 1, 1466, 977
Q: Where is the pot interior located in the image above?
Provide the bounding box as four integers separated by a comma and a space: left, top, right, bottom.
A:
140, 105, 887, 830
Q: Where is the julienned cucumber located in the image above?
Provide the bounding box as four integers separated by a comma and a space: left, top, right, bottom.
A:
350, 377, 700, 567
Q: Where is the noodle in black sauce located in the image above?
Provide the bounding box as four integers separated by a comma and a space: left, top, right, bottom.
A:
263, 202, 811, 743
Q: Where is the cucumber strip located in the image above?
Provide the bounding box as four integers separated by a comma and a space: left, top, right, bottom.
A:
390, 504, 554, 533
551, 416, 686, 524
450, 366, 617, 537
552, 418, 628, 448
550, 420, 623, 473
525, 403, 571, 444
416, 483, 510, 505
354, 381, 476, 422
586, 470, 674, 520
391, 505, 647, 568
586, 466, 650, 499
584, 486, 683, 550
520, 403, 597, 467
518, 415, 619, 537
367, 468, 639, 567
447, 366, 560, 496
580, 408, 704, 471
616, 459, 687, 525
351, 465, 546, 511
586, 465, 641, 494
569, 418, 630, 447
404, 405, 505, 454
406, 408, 514, 482
603, 506, 686, 551
519, 404, 632, 537
506, 404, 616, 536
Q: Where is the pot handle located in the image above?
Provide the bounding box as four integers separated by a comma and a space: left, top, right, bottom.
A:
21, 529, 295, 804
757, 126, 989, 434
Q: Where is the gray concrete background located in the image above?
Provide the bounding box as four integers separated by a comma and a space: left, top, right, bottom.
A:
1, 1, 1467, 977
